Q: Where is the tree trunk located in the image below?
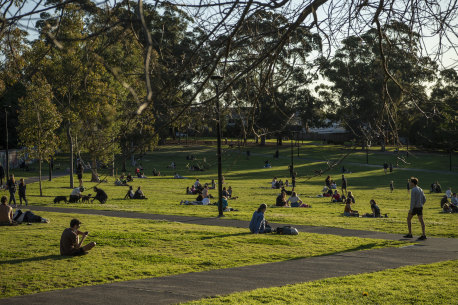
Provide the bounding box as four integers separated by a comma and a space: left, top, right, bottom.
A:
91, 156, 98, 182
67, 124, 74, 189
122, 157, 126, 172
260, 135, 266, 146
39, 157, 43, 197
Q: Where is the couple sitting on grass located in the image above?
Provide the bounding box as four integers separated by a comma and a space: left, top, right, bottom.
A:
276, 191, 311, 208
124, 186, 147, 199
343, 199, 387, 218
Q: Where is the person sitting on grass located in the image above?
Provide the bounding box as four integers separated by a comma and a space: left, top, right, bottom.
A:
0, 196, 14, 225
60, 219, 96, 256
227, 186, 238, 199
325, 175, 332, 188
209, 179, 216, 189
440, 195, 449, 208
124, 186, 135, 199
92, 187, 108, 204
276, 191, 289, 207
133, 186, 147, 199
347, 191, 355, 203
363, 199, 382, 218
271, 177, 278, 189
69, 187, 84, 203
126, 173, 133, 182
287, 192, 311, 208
221, 196, 237, 211
174, 172, 184, 179
202, 185, 212, 199
343, 198, 358, 217
249, 203, 271, 233
186, 187, 193, 195
332, 190, 342, 202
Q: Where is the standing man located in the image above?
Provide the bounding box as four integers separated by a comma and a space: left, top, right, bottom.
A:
404, 177, 427, 240
60, 219, 96, 256
341, 174, 347, 196
76, 160, 83, 187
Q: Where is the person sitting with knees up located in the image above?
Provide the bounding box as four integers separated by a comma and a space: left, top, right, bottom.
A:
133, 186, 147, 199
60, 219, 96, 256
343, 198, 358, 217
364, 199, 381, 217
92, 187, 108, 204
287, 191, 311, 208
124, 186, 135, 199
332, 190, 342, 202
276, 191, 288, 207
249, 203, 271, 233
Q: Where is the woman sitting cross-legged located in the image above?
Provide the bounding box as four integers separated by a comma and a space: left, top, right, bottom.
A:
287, 192, 311, 208
363, 199, 382, 217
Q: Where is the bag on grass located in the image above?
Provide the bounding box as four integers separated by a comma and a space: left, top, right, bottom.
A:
275, 226, 299, 235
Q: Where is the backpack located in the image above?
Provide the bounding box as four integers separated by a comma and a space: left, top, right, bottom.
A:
275, 226, 299, 235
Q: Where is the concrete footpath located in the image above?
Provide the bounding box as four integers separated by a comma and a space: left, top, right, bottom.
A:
2, 206, 458, 305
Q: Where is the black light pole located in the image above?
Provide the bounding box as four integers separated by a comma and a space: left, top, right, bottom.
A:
290, 133, 294, 178
4, 107, 10, 178
211, 75, 224, 217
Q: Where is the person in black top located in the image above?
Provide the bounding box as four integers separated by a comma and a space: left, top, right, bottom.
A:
7, 174, 17, 206
91, 187, 108, 204
133, 186, 147, 199
76, 161, 83, 187
341, 175, 347, 196
18, 178, 28, 206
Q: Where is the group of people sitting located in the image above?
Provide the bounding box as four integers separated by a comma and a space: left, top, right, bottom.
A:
1, 195, 49, 225
115, 173, 134, 186
343, 198, 387, 218
441, 190, 458, 213
271, 177, 289, 189
135, 167, 146, 178
430, 181, 442, 193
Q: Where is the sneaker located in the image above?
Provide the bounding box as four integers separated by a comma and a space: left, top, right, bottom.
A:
403, 234, 413, 238
418, 235, 427, 240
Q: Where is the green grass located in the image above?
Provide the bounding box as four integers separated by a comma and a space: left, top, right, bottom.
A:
185, 260, 458, 304
10, 144, 457, 238
0, 212, 405, 298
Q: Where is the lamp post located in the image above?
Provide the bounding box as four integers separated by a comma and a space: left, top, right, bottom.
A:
4, 107, 10, 178
211, 75, 224, 217
290, 133, 294, 178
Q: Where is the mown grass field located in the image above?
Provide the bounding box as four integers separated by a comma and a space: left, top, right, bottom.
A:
185, 260, 458, 305
0, 212, 405, 298
7, 143, 456, 238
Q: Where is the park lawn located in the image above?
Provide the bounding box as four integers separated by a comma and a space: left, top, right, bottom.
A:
0, 212, 406, 299
185, 260, 458, 305
7, 145, 457, 237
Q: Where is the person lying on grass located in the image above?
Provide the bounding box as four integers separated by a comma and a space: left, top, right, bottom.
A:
60, 218, 96, 256
180, 193, 209, 205
343, 198, 359, 217
287, 192, 311, 208
249, 203, 271, 233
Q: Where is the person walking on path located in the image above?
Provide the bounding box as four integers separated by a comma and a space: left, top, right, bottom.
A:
6, 174, 17, 207
0, 163, 5, 186
18, 178, 28, 206
404, 177, 427, 240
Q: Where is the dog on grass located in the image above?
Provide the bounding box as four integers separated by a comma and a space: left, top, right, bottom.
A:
81, 194, 92, 203
53, 196, 67, 204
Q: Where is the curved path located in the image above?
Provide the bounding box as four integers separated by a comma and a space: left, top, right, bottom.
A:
1, 205, 457, 305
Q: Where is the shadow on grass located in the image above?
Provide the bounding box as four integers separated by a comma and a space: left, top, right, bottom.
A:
1, 254, 67, 265
201, 232, 251, 240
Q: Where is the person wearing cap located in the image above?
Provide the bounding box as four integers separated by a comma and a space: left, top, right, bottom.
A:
69, 186, 84, 203
60, 219, 96, 256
